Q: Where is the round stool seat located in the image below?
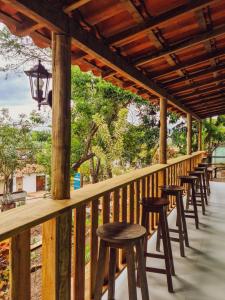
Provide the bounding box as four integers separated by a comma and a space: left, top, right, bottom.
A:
141, 197, 169, 207
97, 222, 146, 244
179, 175, 198, 183
189, 171, 204, 176
199, 163, 209, 167
195, 167, 206, 171
160, 185, 184, 193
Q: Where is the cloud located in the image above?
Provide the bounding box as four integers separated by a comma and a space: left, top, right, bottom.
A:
0, 72, 31, 105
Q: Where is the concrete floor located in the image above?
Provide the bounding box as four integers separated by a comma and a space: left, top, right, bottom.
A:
102, 181, 225, 300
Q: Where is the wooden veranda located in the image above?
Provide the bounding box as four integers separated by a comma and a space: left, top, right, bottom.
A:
0, 1, 225, 299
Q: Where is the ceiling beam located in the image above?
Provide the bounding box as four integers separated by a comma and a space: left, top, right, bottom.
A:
190, 100, 225, 109
182, 94, 225, 104
3, 0, 200, 120
200, 110, 225, 118
197, 105, 225, 114
173, 74, 225, 94
134, 24, 225, 67
118, 0, 143, 23
107, 0, 220, 47
178, 85, 225, 100
64, 0, 92, 13
163, 64, 225, 86
152, 49, 225, 80
0, 11, 50, 47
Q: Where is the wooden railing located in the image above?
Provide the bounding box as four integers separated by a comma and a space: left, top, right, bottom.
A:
0, 151, 205, 300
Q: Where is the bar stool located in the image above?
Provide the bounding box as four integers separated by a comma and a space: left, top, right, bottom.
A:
188, 170, 206, 215
198, 163, 211, 195
179, 176, 199, 229
140, 197, 175, 293
156, 185, 189, 257
94, 222, 149, 300
195, 167, 208, 205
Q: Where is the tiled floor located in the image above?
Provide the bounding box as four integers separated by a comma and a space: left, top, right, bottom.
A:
102, 181, 225, 300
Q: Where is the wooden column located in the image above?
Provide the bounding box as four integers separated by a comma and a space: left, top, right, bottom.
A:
187, 113, 192, 155
198, 121, 203, 151
159, 97, 167, 164
42, 32, 72, 300
51, 33, 71, 200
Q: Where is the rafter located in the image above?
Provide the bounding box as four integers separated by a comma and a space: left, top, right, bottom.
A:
152, 49, 225, 80
163, 64, 225, 86
173, 74, 225, 94
0, 11, 49, 46
64, 0, 92, 13
118, 0, 143, 23
199, 109, 225, 118
192, 98, 225, 111
178, 85, 225, 100
107, 0, 221, 47
2, 0, 200, 119
181, 93, 225, 104
134, 24, 225, 67
197, 105, 225, 114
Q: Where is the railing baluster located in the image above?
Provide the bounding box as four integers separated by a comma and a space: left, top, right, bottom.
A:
10, 230, 30, 300
42, 211, 72, 300
90, 199, 99, 299
136, 180, 141, 224
129, 182, 135, 223
74, 205, 86, 300
120, 186, 128, 264
102, 192, 111, 282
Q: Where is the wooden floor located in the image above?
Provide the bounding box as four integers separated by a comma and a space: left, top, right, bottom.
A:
102, 181, 225, 300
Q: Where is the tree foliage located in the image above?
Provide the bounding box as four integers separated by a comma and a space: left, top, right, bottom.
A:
0, 109, 49, 195
0, 26, 51, 73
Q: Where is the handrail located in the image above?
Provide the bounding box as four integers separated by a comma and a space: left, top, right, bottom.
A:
0, 151, 205, 242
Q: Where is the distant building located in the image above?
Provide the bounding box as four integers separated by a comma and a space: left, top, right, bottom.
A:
0, 164, 47, 194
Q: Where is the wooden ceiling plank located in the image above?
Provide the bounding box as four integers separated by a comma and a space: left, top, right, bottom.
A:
64, 0, 92, 13
178, 85, 225, 100
164, 63, 225, 86
107, 0, 221, 47
196, 104, 225, 114
135, 24, 225, 67
0, 10, 50, 46
118, 0, 143, 23
16, 22, 44, 36
152, 49, 225, 80
173, 74, 225, 94
200, 109, 225, 118
189, 99, 225, 109
182, 93, 225, 104
5, 0, 200, 119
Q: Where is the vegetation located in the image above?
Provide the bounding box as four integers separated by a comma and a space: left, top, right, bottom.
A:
0, 109, 50, 196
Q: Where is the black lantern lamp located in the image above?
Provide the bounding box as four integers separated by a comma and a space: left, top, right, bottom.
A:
25, 60, 52, 109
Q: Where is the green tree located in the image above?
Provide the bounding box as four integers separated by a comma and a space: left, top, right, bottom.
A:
0, 109, 37, 196
0, 26, 51, 73
92, 108, 128, 180
70, 67, 139, 174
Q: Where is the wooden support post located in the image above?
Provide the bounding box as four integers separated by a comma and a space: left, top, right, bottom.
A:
42, 32, 72, 300
187, 113, 192, 155
51, 32, 71, 200
198, 121, 203, 151
159, 97, 167, 164
159, 97, 167, 185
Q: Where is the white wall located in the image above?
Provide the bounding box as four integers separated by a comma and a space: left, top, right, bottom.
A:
23, 174, 36, 193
